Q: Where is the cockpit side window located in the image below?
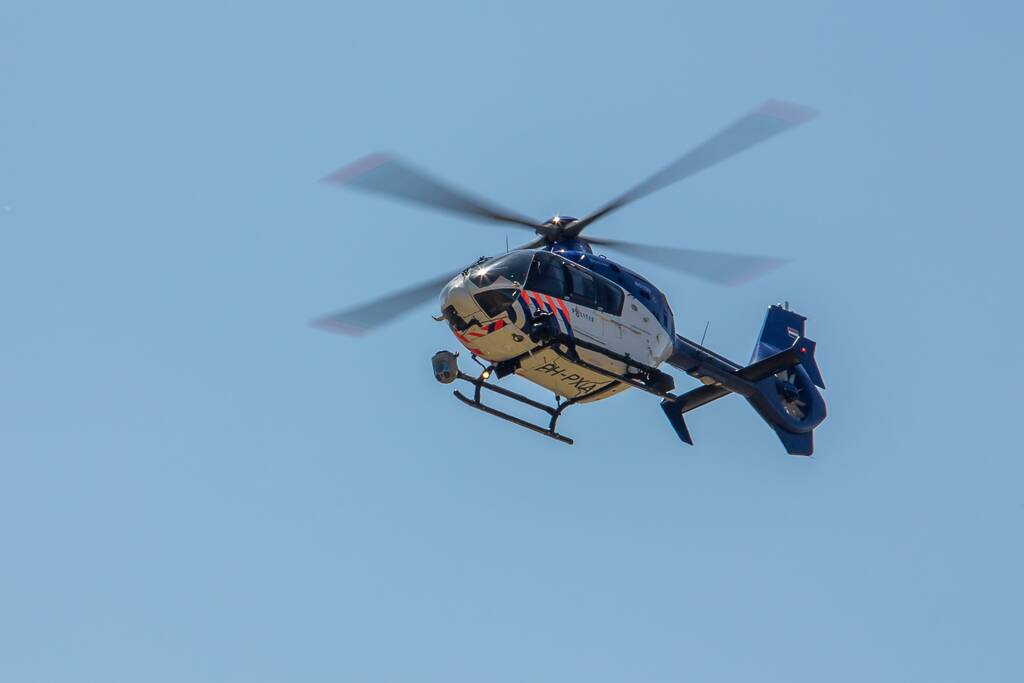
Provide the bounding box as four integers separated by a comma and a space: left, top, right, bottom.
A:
594, 277, 624, 315
525, 252, 569, 298
565, 263, 597, 308
527, 253, 626, 315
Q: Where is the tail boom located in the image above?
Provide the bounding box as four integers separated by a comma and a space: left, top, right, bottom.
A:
663, 305, 827, 455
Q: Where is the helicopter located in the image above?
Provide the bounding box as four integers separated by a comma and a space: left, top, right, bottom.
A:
315, 100, 827, 455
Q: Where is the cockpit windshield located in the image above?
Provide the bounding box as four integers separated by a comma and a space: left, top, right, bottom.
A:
467, 251, 534, 288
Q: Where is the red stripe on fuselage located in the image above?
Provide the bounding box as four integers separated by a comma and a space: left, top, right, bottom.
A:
452, 330, 483, 355
554, 298, 571, 322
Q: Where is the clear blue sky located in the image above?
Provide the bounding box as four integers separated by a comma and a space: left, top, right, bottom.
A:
2, 1, 1022, 680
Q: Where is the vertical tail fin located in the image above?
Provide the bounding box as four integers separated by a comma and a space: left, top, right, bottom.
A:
746, 305, 827, 454
752, 305, 825, 389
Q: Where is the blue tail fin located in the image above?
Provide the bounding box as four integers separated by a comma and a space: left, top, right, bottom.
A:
751, 305, 825, 389
745, 304, 827, 455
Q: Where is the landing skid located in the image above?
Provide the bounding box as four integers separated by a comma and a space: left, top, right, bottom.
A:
452, 371, 579, 445
431, 340, 671, 445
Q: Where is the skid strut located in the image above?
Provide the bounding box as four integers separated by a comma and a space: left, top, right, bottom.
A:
431, 345, 654, 445
453, 367, 576, 445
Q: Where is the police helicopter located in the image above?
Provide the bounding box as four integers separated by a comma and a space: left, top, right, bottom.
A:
316, 100, 827, 455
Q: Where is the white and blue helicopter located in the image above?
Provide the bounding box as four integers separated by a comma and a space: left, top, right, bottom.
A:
316, 101, 827, 455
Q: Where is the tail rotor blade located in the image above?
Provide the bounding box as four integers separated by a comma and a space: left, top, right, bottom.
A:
323, 154, 545, 232
569, 100, 817, 235
587, 237, 786, 286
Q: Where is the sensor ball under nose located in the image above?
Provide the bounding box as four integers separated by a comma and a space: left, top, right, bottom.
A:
431, 350, 459, 384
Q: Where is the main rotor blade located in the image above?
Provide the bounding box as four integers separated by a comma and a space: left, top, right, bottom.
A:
313, 238, 545, 336
312, 268, 463, 335
569, 100, 817, 235
587, 237, 786, 286
323, 154, 545, 232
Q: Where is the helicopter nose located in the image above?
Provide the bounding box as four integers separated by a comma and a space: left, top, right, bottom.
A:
440, 275, 483, 322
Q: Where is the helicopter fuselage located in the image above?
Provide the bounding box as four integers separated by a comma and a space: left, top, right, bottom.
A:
440, 246, 675, 402
320, 99, 827, 453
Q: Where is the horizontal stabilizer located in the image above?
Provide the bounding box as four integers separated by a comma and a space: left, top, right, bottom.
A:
739, 336, 816, 382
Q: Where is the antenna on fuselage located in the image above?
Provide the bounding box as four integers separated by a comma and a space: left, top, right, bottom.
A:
699, 320, 710, 348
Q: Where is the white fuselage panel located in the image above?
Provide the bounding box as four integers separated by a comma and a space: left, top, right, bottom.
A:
442, 271, 673, 403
